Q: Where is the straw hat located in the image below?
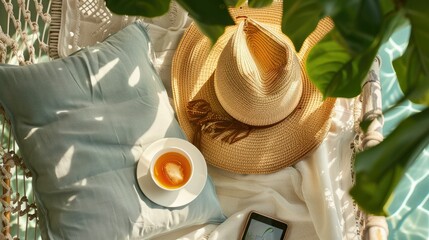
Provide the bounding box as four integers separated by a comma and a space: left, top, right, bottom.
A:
172, 2, 336, 174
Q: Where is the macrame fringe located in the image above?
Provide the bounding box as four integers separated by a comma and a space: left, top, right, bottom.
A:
48, 0, 63, 59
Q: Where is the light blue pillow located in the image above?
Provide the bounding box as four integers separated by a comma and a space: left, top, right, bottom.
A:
0, 22, 225, 239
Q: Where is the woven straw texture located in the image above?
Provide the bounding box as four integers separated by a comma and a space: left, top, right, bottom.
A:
172, 3, 336, 174
214, 18, 303, 126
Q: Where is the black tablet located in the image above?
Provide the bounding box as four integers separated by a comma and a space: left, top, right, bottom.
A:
240, 211, 288, 240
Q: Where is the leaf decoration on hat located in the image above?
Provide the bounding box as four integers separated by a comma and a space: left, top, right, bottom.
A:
186, 100, 252, 147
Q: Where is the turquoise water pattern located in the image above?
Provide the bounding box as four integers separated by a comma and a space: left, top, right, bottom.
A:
378, 26, 429, 240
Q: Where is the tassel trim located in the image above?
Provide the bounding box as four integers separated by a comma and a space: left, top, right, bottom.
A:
186, 100, 252, 147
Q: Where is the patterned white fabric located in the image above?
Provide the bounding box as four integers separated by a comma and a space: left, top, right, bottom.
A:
50, 0, 136, 58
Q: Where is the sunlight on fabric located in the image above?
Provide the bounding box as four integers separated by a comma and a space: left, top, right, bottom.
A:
325, 188, 336, 209
130, 98, 173, 160
66, 195, 77, 207
335, 171, 343, 182
208, 230, 220, 239
66, 179, 87, 207
92, 58, 119, 86
128, 66, 140, 87
24, 127, 39, 140
144, 96, 173, 133
335, 188, 345, 200
55, 146, 75, 178
191, 226, 217, 239
56, 110, 69, 114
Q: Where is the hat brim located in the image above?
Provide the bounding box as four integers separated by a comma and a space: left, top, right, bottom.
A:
172, 3, 336, 174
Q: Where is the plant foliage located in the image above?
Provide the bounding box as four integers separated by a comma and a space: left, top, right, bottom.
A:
105, 0, 429, 215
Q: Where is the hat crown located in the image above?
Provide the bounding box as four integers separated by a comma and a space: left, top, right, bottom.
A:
214, 18, 303, 126
242, 19, 288, 93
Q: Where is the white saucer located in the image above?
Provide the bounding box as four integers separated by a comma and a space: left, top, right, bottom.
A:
136, 138, 208, 207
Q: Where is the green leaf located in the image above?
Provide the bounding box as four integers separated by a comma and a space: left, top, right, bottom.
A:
224, 0, 247, 7
350, 107, 429, 215
193, 21, 226, 46
393, 0, 429, 105
175, 0, 234, 44
319, 0, 352, 16
306, 9, 406, 99
104, 0, 233, 44
379, 11, 408, 45
379, 0, 396, 14
105, 0, 171, 17
306, 30, 378, 98
248, 0, 273, 8
393, 42, 429, 105
331, 0, 383, 54
176, 0, 234, 25
281, 0, 324, 52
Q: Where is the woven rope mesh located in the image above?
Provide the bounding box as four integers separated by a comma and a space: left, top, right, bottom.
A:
0, 0, 52, 65
1, 0, 52, 239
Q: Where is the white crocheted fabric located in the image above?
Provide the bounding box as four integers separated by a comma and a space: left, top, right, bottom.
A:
49, 0, 136, 58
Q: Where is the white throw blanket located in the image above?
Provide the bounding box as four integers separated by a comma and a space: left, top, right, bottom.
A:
143, 5, 363, 239
156, 99, 361, 240
206, 98, 360, 240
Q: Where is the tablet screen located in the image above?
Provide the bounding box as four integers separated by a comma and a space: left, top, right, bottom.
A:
241, 211, 288, 240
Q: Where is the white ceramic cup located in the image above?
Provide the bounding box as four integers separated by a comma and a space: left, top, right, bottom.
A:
149, 146, 194, 191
